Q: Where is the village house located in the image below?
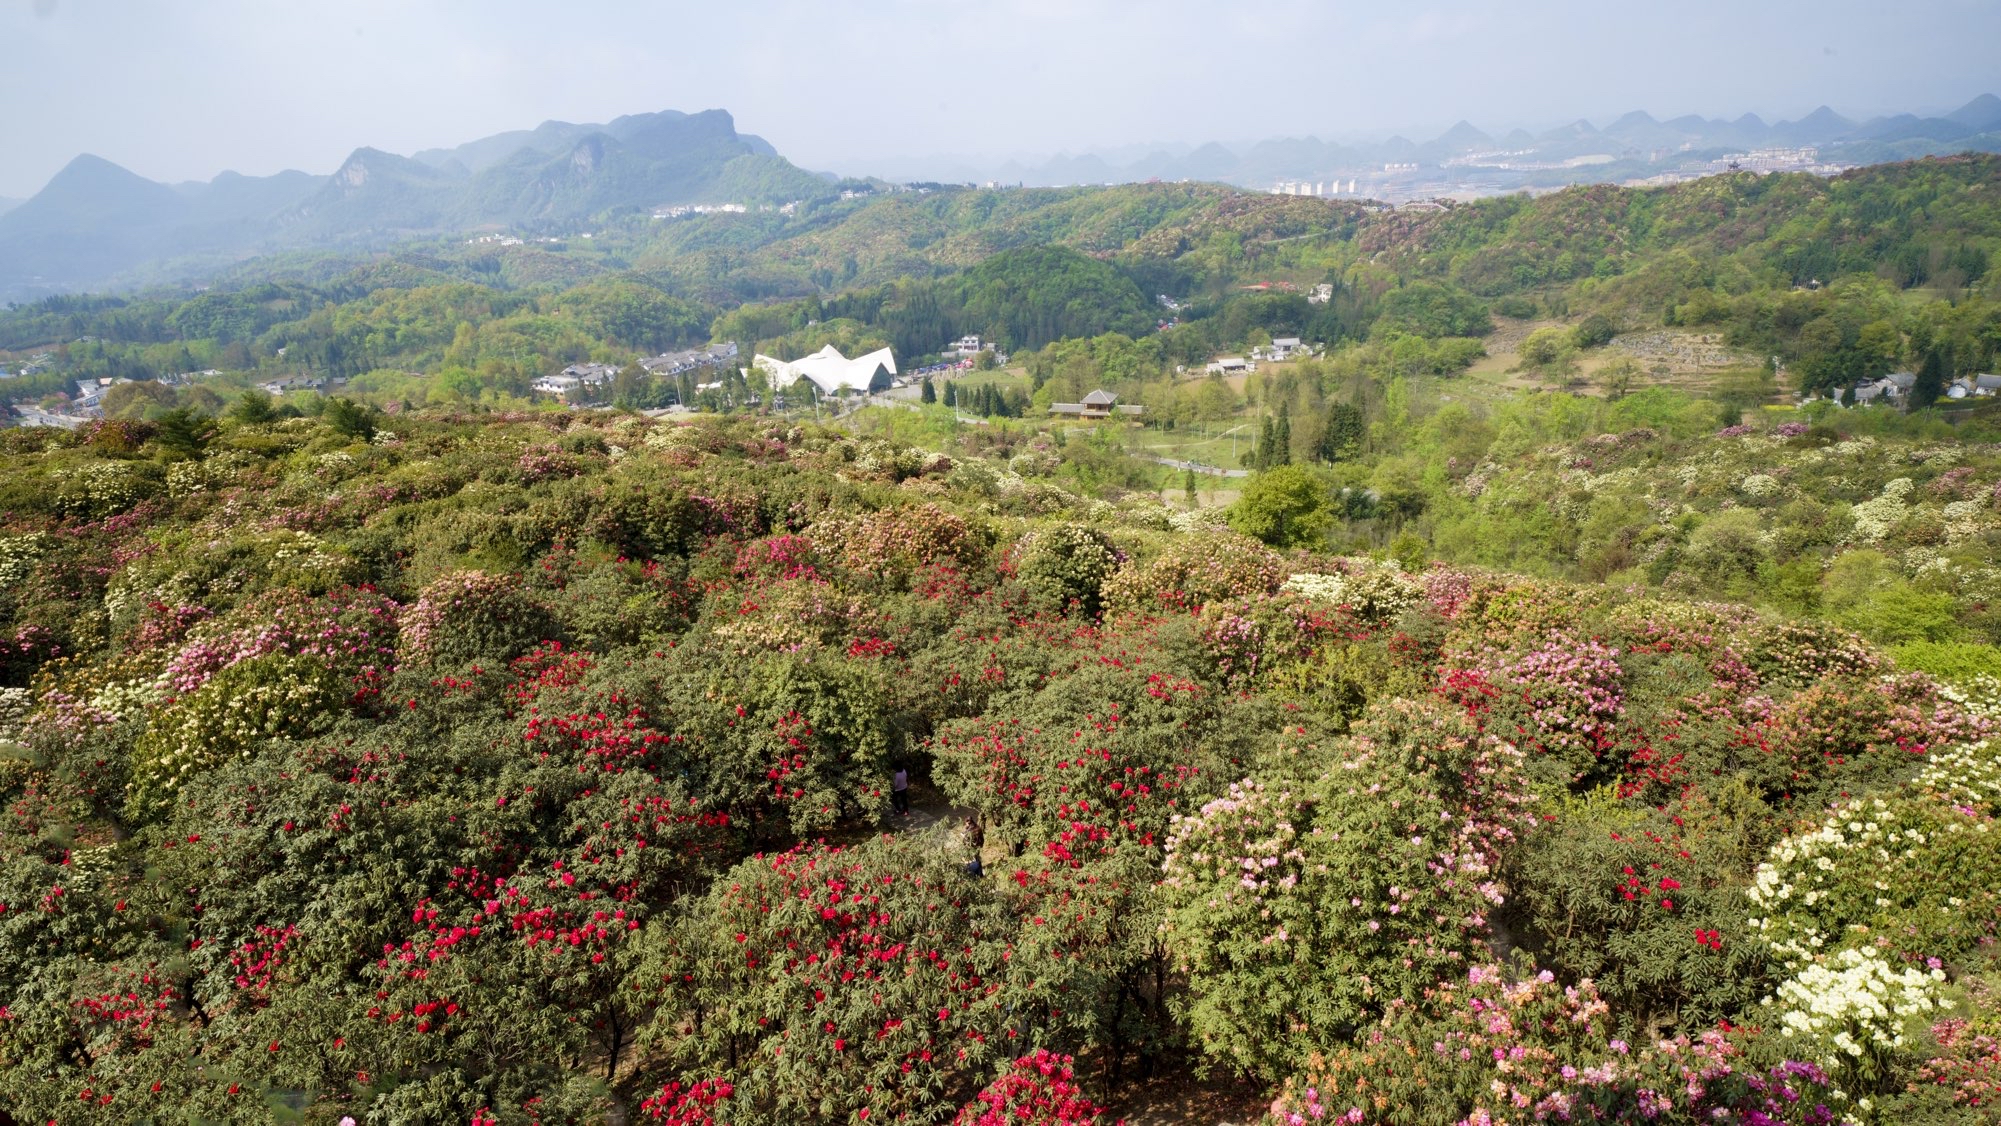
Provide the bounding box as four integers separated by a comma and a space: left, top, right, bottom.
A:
1049, 389, 1144, 421
1949, 373, 2001, 399
640, 342, 739, 377
1204, 357, 1255, 376
256, 374, 330, 397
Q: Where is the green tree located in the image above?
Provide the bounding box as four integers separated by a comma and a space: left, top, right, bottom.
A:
1228, 464, 1331, 548
150, 407, 215, 460
226, 388, 276, 425
1911, 349, 1946, 409
322, 396, 375, 440
1315, 402, 1365, 462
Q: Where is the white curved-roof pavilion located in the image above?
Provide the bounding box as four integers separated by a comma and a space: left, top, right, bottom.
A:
750, 345, 899, 396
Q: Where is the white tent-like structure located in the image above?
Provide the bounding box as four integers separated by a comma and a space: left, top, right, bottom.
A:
748, 345, 898, 397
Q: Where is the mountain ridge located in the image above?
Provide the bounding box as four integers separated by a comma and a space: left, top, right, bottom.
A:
0, 108, 822, 302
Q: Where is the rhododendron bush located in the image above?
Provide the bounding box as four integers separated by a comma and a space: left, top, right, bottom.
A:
653, 835, 1015, 1124
1158, 697, 1528, 1080
0, 410, 1996, 1123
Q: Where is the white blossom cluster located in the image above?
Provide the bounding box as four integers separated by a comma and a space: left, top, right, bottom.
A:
1769, 946, 1945, 1065
86, 675, 167, 724
1739, 473, 1781, 498
1845, 478, 1913, 544
1939, 677, 2001, 722
1747, 795, 1947, 969
1913, 737, 2001, 814
0, 532, 48, 587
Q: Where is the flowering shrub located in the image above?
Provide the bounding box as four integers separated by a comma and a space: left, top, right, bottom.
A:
1743, 674, 1990, 808
1768, 946, 1948, 1093
1015, 523, 1123, 616
1504, 788, 1774, 1032
659, 836, 1014, 1125
54, 461, 162, 518
1264, 965, 1845, 1126
814, 503, 990, 584
128, 652, 350, 817
397, 570, 554, 669
954, 1050, 1114, 1125
1747, 741, 2001, 974
637, 1079, 733, 1123
1448, 633, 1625, 788
1280, 560, 1424, 624
1100, 532, 1285, 616
1160, 706, 1510, 1079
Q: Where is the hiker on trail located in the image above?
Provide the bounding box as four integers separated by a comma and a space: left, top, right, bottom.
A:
963, 816, 985, 877
891, 765, 910, 816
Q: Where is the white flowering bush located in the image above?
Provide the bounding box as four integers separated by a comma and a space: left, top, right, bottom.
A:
1770, 945, 1946, 1091
1847, 478, 1913, 544
1280, 560, 1423, 623
54, 460, 160, 518
0, 532, 50, 587
1739, 472, 1782, 499
127, 652, 348, 818
1747, 782, 2001, 973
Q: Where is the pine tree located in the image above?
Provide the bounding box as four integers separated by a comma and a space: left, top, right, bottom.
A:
1272, 406, 1292, 467
921, 378, 936, 404
1316, 402, 1365, 462
1256, 416, 1276, 471
1912, 349, 1946, 410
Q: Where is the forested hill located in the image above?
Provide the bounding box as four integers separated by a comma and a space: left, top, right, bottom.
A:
3, 154, 1996, 404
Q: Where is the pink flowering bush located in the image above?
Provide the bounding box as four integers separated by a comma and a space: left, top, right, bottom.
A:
1264, 965, 1843, 1126
1450, 633, 1625, 788
1160, 700, 1519, 1080
396, 569, 555, 670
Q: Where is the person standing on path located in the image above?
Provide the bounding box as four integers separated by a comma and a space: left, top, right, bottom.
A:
891, 765, 910, 816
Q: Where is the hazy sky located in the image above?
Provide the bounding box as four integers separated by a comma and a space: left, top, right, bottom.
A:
3, 0, 1997, 197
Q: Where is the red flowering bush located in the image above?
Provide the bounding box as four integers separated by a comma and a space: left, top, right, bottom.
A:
638, 1078, 734, 1123
654, 835, 1015, 1124
954, 1049, 1116, 1125
1503, 787, 1772, 1032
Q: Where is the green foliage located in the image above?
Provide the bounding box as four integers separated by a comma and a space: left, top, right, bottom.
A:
1228, 465, 1331, 548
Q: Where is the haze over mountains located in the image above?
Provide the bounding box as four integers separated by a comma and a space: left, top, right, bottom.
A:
3, 94, 1998, 306
884, 94, 2001, 187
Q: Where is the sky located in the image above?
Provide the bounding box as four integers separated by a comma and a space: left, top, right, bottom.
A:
2, 0, 1998, 198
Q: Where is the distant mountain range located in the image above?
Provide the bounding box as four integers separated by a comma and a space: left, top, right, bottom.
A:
874, 94, 2001, 188
0, 109, 829, 303
7, 95, 2001, 305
